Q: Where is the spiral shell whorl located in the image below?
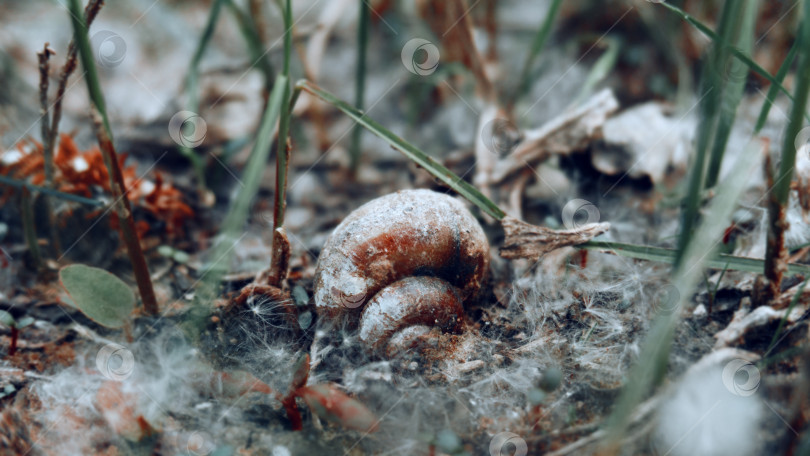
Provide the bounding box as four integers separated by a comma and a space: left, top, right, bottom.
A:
358, 276, 464, 354
313, 189, 489, 324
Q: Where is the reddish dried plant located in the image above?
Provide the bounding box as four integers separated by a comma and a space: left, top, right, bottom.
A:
1, 134, 193, 238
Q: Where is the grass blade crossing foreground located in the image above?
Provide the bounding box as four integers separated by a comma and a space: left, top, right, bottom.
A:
295, 80, 507, 220
602, 139, 763, 451
675, 0, 750, 267
186, 75, 288, 335
704, 0, 758, 190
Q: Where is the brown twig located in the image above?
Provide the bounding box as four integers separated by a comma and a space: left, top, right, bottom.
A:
265, 227, 291, 287
248, 0, 269, 47
37, 44, 55, 184
757, 152, 788, 306
37, 43, 62, 256
419, 0, 494, 100
8, 326, 19, 357
269, 136, 292, 284
89, 109, 158, 316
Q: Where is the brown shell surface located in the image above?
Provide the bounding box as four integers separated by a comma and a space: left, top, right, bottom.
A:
358, 277, 464, 354
313, 189, 489, 322
385, 325, 433, 358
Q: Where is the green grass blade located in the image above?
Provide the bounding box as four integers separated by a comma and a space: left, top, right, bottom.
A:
190, 75, 287, 322
754, 39, 799, 134
281, 0, 292, 76
514, 0, 564, 102
773, 4, 810, 206
225, 0, 274, 86
764, 0, 810, 285
186, 0, 226, 112
659, 1, 810, 124
675, 0, 743, 267
573, 36, 621, 106
350, 0, 371, 173
766, 278, 808, 353
296, 80, 506, 220
580, 240, 810, 275
704, 0, 759, 189
603, 138, 762, 447
67, 0, 110, 137
182, 0, 226, 192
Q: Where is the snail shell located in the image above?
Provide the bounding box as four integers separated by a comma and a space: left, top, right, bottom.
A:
313, 189, 489, 353
358, 276, 464, 356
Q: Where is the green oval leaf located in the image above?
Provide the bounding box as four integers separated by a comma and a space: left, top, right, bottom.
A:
0, 309, 14, 327
59, 264, 135, 328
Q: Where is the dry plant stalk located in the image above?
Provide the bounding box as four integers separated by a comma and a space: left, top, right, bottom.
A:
90, 109, 158, 315
499, 216, 610, 261
756, 152, 788, 306
259, 227, 291, 287
37, 44, 55, 184
418, 0, 494, 100
37, 43, 62, 255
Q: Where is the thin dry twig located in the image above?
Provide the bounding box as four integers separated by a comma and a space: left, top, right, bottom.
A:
758, 152, 789, 305
37, 43, 62, 254
418, 0, 495, 100
89, 108, 159, 315
37, 43, 55, 184
258, 227, 291, 287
